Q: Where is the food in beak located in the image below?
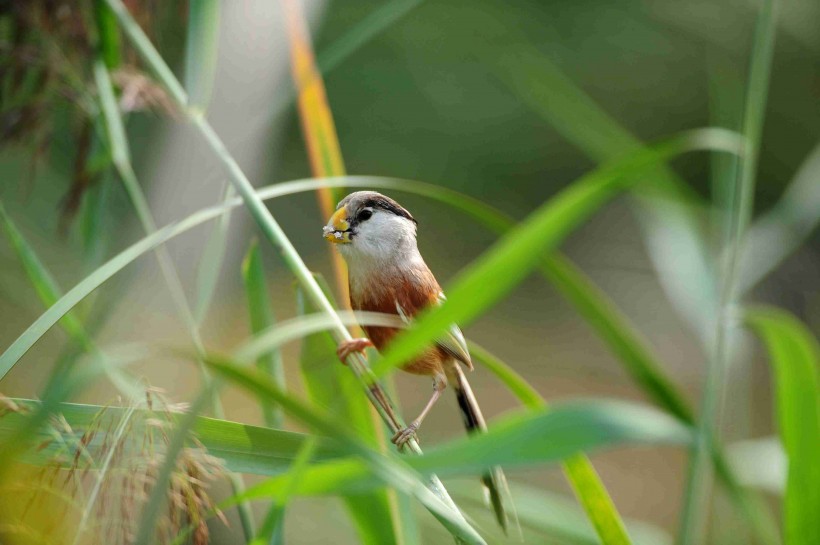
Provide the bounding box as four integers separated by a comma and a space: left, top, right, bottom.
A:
323, 207, 352, 243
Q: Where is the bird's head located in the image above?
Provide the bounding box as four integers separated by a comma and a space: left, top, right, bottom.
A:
322, 191, 418, 262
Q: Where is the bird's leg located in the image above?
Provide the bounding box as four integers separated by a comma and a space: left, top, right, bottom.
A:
336, 338, 374, 365
392, 374, 447, 448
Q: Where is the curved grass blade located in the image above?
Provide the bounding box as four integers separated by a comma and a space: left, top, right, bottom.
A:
370, 129, 742, 379
745, 307, 820, 545
0, 198, 230, 378
411, 400, 690, 477
228, 400, 689, 495
0, 165, 734, 384
482, 18, 718, 344
0, 202, 90, 349
739, 142, 820, 293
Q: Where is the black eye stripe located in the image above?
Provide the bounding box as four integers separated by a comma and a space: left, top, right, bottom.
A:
361, 196, 416, 224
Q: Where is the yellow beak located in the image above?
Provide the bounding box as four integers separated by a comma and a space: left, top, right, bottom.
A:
323, 206, 352, 244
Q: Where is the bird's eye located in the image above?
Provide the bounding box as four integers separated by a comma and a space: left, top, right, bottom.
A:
358, 209, 373, 221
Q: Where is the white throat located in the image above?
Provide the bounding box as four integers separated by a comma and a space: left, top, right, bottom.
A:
344, 239, 426, 298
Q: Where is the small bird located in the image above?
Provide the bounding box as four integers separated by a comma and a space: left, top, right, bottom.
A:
323, 190, 509, 530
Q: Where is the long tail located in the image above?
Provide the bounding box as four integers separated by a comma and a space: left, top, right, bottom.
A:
451, 365, 512, 533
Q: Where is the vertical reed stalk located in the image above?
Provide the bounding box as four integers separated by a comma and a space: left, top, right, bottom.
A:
678, 1, 777, 543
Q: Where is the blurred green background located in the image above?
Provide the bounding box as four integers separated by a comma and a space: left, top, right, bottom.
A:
1, 0, 818, 543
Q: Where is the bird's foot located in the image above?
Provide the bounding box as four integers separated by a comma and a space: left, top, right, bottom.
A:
336, 338, 374, 364
391, 421, 419, 448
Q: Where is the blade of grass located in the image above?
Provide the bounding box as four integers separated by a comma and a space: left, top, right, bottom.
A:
0, 196, 236, 376
242, 239, 285, 428
739, 142, 820, 293
0, 170, 732, 381
679, 2, 778, 542
411, 400, 691, 477
227, 399, 690, 495
101, 2, 477, 539
745, 307, 820, 545
184, 0, 220, 112
369, 129, 742, 379
1, 398, 345, 475
0, 202, 90, 349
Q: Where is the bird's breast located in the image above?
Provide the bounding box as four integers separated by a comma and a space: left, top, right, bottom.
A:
349, 264, 445, 375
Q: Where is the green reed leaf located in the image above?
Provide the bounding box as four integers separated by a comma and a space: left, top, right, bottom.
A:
371, 129, 741, 380
746, 307, 820, 545
242, 240, 285, 428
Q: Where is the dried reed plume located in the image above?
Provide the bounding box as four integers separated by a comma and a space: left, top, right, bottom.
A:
0, 388, 227, 545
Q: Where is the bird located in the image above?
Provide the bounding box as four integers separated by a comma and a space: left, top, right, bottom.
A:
322, 190, 510, 530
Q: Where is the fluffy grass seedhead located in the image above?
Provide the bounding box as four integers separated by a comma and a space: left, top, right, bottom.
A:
0, 388, 226, 545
